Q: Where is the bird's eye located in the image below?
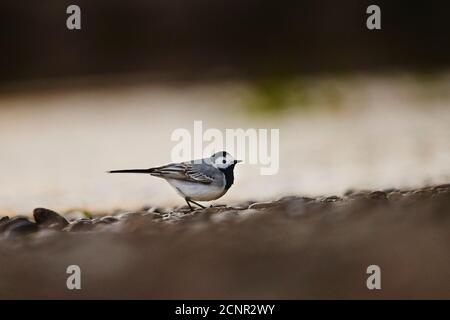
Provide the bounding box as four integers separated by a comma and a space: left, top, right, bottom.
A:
215, 157, 227, 165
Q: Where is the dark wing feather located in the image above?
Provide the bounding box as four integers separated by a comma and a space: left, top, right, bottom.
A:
149, 163, 214, 184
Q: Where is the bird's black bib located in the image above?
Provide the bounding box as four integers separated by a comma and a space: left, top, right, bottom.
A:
219, 164, 236, 190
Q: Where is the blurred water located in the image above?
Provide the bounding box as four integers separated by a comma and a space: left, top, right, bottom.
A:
0, 74, 449, 215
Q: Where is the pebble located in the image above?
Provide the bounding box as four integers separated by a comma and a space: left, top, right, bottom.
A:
383, 188, 399, 193
63, 210, 89, 221
368, 191, 387, 200
344, 189, 356, 196
173, 206, 195, 214
144, 206, 165, 214
346, 192, 369, 200
324, 196, 342, 203
228, 201, 253, 210
199, 207, 224, 215
407, 189, 434, 200
278, 196, 315, 203
434, 184, 450, 192
0, 216, 26, 232
141, 211, 164, 220
99, 216, 119, 223
387, 191, 403, 201
1, 217, 38, 238
248, 202, 281, 210
65, 219, 94, 232
33, 208, 69, 229
0, 216, 9, 223
116, 212, 142, 220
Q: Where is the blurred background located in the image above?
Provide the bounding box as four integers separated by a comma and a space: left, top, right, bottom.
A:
0, 0, 449, 215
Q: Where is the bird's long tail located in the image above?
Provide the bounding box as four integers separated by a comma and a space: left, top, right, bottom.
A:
108, 168, 153, 174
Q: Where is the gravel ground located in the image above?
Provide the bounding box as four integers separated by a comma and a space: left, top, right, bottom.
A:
0, 184, 449, 299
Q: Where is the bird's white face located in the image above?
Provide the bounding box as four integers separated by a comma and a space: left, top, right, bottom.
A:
210, 151, 241, 169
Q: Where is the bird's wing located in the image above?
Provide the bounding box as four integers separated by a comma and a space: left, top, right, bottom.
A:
150, 163, 214, 184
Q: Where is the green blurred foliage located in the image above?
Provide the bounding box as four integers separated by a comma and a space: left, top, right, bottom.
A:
243, 76, 345, 115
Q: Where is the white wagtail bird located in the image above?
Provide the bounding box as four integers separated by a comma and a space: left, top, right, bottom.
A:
108, 151, 242, 210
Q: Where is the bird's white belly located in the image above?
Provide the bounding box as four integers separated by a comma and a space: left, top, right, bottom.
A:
165, 179, 226, 201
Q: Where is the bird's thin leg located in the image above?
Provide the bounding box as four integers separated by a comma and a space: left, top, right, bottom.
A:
185, 198, 194, 211
188, 199, 206, 209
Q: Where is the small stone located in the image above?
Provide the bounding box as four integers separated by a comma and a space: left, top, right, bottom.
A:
228, 201, 254, 209
277, 196, 314, 203
248, 202, 280, 210
33, 208, 69, 229
63, 210, 88, 221
0, 216, 25, 232
344, 189, 356, 196
145, 207, 165, 214
99, 216, 119, 223
0, 216, 9, 223
142, 211, 164, 220
226, 204, 249, 210
383, 188, 399, 193
434, 184, 450, 193
346, 192, 369, 200
368, 191, 387, 200
1, 217, 38, 238
116, 212, 141, 220
407, 189, 433, 200
277, 195, 299, 202
199, 207, 223, 215
173, 206, 194, 214
324, 196, 342, 203
387, 191, 403, 201
65, 220, 94, 232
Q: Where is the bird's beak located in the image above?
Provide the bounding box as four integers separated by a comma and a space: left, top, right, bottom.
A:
234, 160, 243, 164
